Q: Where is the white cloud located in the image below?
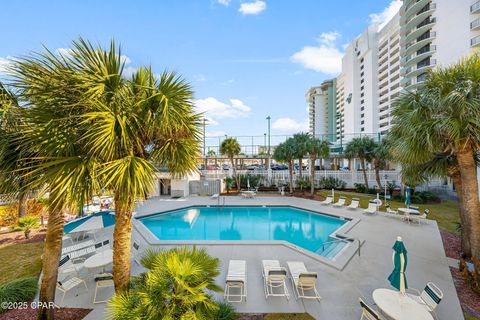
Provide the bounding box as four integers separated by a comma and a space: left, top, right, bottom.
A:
239, 1, 266, 15
194, 97, 251, 122
217, 0, 231, 6
369, 0, 402, 29
206, 130, 227, 137
272, 118, 309, 134
291, 31, 343, 75
123, 66, 138, 78
0, 56, 14, 74
194, 74, 207, 82
57, 48, 74, 58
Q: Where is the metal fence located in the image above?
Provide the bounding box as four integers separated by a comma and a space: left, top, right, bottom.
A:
189, 179, 221, 196
200, 169, 447, 190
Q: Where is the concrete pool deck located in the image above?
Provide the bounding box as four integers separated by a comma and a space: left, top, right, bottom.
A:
61, 195, 464, 320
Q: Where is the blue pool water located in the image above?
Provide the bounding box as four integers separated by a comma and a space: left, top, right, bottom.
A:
140, 206, 347, 255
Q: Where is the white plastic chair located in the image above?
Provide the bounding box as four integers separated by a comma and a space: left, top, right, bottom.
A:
348, 198, 360, 209
57, 277, 88, 304
287, 261, 321, 302
93, 273, 114, 304
359, 298, 382, 320
407, 282, 443, 318
320, 196, 333, 205
224, 260, 247, 303
332, 196, 346, 207
262, 260, 289, 300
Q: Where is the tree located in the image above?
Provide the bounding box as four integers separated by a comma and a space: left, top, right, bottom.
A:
372, 138, 391, 190
292, 133, 309, 179
220, 138, 241, 191
273, 138, 296, 193
10, 38, 201, 318
107, 246, 222, 320
389, 54, 480, 257
344, 137, 376, 189
306, 136, 330, 196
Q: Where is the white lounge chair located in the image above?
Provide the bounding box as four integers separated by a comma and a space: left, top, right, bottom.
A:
359, 298, 381, 320
363, 201, 378, 214
62, 239, 95, 255
332, 196, 346, 207
224, 260, 247, 302
57, 277, 88, 304
409, 209, 429, 224
406, 282, 443, 318
287, 261, 321, 301
58, 255, 84, 277
262, 260, 289, 299
211, 193, 219, 199
93, 273, 114, 304
347, 198, 360, 209
320, 195, 333, 205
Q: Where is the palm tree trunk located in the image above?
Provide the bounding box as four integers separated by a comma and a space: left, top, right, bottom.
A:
112, 193, 134, 292
456, 147, 480, 258
360, 158, 369, 189
374, 159, 383, 190
288, 160, 294, 194
298, 158, 302, 179
450, 171, 471, 255
18, 191, 28, 218
310, 156, 316, 196
37, 196, 65, 320
231, 156, 239, 191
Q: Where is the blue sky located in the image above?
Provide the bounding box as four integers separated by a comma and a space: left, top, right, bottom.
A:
0, 0, 400, 147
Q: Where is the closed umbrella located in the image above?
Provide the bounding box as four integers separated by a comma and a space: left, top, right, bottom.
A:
247, 176, 250, 190
404, 186, 411, 208
388, 236, 408, 295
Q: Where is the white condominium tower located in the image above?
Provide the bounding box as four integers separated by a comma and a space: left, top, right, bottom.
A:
306, 79, 337, 142
400, 0, 480, 90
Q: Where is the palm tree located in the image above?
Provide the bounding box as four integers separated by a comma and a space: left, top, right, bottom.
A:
273, 138, 296, 193
344, 137, 376, 189
107, 246, 222, 320
306, 136, 330, 196
292, 133, 309, 178
220, 137, 241, 191
389, 54, 480, 257
372, 138, 391, 190
9, 38, 201, 318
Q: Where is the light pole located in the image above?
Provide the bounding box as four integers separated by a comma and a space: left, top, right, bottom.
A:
266, 116, 271, 180
203, 118, 207, 170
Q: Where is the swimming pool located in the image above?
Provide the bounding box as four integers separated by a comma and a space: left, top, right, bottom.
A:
139, 206, 348, 257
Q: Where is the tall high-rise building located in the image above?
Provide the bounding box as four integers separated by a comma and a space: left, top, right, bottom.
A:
400, 0, 480, 90
307, 79, 337, 142
307, 0, 480, 143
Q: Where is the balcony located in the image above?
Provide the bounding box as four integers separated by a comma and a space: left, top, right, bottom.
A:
472, 35, 480, 47
404, 4, 437, 31
403, 59, 436, 78
403, 45, 436, 67
404, 19, 436, 44
471, 18, 480, 30
403, 0, 430, 19
403, 32, 436, 57
472, 1, 480, 14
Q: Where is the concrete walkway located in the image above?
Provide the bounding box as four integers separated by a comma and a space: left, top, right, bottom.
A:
61, 195, 463, 320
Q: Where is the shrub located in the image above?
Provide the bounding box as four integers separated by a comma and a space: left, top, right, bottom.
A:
236, 175, 262, 189
386, 181, 399, 195
108, 246, 222, 319
319, 177, 346, 190
392, 195, 405, 202
0, 205, 17, 227
367, 188, 378, 195
415, 191, 440, 203
410, 194, 425, 204
459, 257, 480, 294
296, 178, 311, 191
0, 277, 38, 312
12, 215, 40, 239
212, 302, 238, 320
223, 177, 234, 194
354, 183, 367, 194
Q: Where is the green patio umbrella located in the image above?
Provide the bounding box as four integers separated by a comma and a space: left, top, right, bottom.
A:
405, 186, 411, 208
387, 236, 408, 294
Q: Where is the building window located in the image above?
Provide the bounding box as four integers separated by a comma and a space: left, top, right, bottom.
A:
361, 86, 365, 91
361, 106, 365, 111
361, 93, 364, 98
361, 120, 364, 125
361, 100, 365, 105
361, 128, 365, 132
361, 113, 365, 118
360, 72, 364, 77
360, 65, 364, 70
360, 58, 364, 63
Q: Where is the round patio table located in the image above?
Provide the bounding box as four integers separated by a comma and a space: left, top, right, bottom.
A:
398, 208, 421, 223
84, 249, 113, 272
373, 288, 433, 320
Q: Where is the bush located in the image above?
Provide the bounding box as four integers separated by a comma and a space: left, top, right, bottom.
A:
0, 205, 17, 227
354, 183, 367, 194
410, 194, 425, 204
212, 302, 238, 320
415, 191, 440, 203
296, 178, 311, 191
367, 188, 378, 195
459, 257, 480, 294
0, 277, 38, 312
392, 195, 405, 202
236, 175, 262, 189
319, 177, 346, 190
12, 215, 40, 239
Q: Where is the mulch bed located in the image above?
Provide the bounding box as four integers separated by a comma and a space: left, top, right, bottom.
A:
440, 229, 462, 260
0, 307, 91, 320
450, 267, 480, 318
0, 228, 47, 246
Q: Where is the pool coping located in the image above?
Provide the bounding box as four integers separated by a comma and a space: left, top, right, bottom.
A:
132, 204, 363, 270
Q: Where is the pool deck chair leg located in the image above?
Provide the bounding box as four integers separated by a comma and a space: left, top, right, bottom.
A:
224, 260, 247, 303
262, 260, 289, 300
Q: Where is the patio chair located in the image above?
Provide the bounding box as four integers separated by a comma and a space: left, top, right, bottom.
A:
211, 193, 219, 199
93, 273, 114, 304
58, 255, 84, 277
409, 209, 428, 224
62, 239, 95, 255
363, 201, 378, 215
320, 195, 333, 205
224, 260, 247, 303
384, 205, 402, 219
286, 261, 321, 301
56, 277, 88, 304
347, 198, 360, 209
332, 196, 346, 207
359, 298, 382, 320
406, 282, 443, 318
62, 234, 74, 246
262, 260, 289, 300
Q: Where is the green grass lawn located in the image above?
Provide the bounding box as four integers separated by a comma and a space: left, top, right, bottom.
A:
0, 242, 43, 285
317, 190, 461, 233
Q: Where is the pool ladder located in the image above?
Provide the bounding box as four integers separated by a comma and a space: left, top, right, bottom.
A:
217, 196, 226, 209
